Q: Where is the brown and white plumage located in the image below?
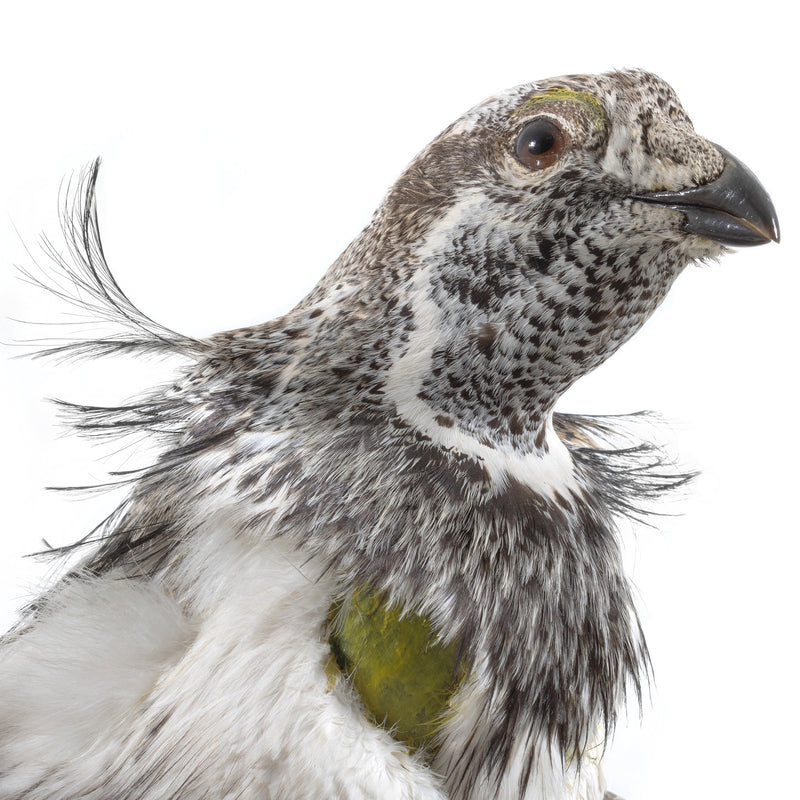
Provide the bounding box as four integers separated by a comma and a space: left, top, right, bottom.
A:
0, 69, 778, 800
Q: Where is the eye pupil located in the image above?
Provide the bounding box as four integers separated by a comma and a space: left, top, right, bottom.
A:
515, 118, 566, 170
527, 130, 555, 155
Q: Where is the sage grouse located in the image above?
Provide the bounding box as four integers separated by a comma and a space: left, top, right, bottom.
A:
0, 69, 779, 800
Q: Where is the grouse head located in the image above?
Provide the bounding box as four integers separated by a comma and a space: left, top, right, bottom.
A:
294, 69, 778, 462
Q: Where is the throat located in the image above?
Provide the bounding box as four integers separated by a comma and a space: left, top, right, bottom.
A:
386, 369, 580, 500
383, 262, 579, 499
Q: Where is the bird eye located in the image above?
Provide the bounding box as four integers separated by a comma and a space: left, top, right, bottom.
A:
515, 118, 567, 171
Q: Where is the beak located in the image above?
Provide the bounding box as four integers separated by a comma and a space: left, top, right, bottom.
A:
633, 146, 780, 247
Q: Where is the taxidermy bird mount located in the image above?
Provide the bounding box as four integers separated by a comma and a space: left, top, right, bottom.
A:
0, 70, 779, 800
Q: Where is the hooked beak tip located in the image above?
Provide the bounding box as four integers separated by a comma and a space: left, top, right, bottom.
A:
634, 146, 780, 248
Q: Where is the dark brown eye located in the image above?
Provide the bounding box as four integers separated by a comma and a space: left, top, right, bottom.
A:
515, 118, 567, 170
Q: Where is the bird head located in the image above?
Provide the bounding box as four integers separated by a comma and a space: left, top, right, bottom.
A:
316, 69, 778, 456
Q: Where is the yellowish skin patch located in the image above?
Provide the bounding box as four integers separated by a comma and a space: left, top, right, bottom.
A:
515, 87, 608, 132
328, 589, 467, 752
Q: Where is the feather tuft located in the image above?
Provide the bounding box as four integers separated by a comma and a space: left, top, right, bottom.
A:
15, 159, 210, 361
554, 411, 697, 523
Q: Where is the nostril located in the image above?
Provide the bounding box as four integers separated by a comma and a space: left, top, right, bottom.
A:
643, 120, 725, 185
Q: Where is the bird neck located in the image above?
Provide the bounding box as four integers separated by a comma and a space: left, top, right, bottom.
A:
340, 210, 672, 458
378, 254, 566, 459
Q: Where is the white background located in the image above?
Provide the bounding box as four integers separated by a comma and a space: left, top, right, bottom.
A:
0, 3, 796, 798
